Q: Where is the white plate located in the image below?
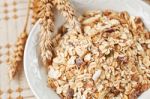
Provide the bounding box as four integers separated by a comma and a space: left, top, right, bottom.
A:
24, 0, 150, 99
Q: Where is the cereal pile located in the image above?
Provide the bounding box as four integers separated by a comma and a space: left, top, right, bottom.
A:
48, 10, 150, 99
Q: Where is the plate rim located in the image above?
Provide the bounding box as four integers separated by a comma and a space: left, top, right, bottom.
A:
24, 20, 41, 99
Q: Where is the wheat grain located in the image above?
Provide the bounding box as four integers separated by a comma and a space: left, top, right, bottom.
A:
38, 0, 55, 66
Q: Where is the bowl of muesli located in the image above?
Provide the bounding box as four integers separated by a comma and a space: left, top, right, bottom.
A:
24, 0, 150, 99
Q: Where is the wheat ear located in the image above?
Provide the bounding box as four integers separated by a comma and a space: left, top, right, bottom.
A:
31, 0, 40, 24
53, 0, 81, 32
9, 32, 28, 79
38, 0, 55, 66
9, 0, 31, 79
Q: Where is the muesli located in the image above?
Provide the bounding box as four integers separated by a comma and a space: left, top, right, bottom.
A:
48, 10, 150, 99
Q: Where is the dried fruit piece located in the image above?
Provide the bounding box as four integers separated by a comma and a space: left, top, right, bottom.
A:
67, 87, 74, 99
117, 55, 128, 63
75, 57, 84, 66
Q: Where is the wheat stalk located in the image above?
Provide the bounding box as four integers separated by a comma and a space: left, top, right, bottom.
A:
53, 0, 81, 32
9, 0, 31, 79
38, 0, 55, 66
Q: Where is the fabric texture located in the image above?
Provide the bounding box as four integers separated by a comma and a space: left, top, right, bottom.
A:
0, 0, 34, 99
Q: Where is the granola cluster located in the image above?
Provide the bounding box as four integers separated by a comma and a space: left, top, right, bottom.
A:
48, 10, 150, 99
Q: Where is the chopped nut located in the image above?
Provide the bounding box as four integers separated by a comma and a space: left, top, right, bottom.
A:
82, 14, 101, 25
62, 84, 69, 96
84, 81, 94, 88
76, 82, 84, 88
92, 70, 101, 81
96, 84, 104, 92
131, 74, 139, 82
136, 43, 144, 51
120, 33, 127, 39
84, 26, 91, 34
75, 47, 86, 57
84, 53, 91, 62
143, 56, 150, 67
81, 95, 86, 99
56, 87, 63, 94
68, 48, 76, 56
67, 56, 76, 65
145, 40, 150, 44
53, 57, 65, 64
109, 19, 120, 26
148, 44, 150, 49
48, 67, 61, 79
